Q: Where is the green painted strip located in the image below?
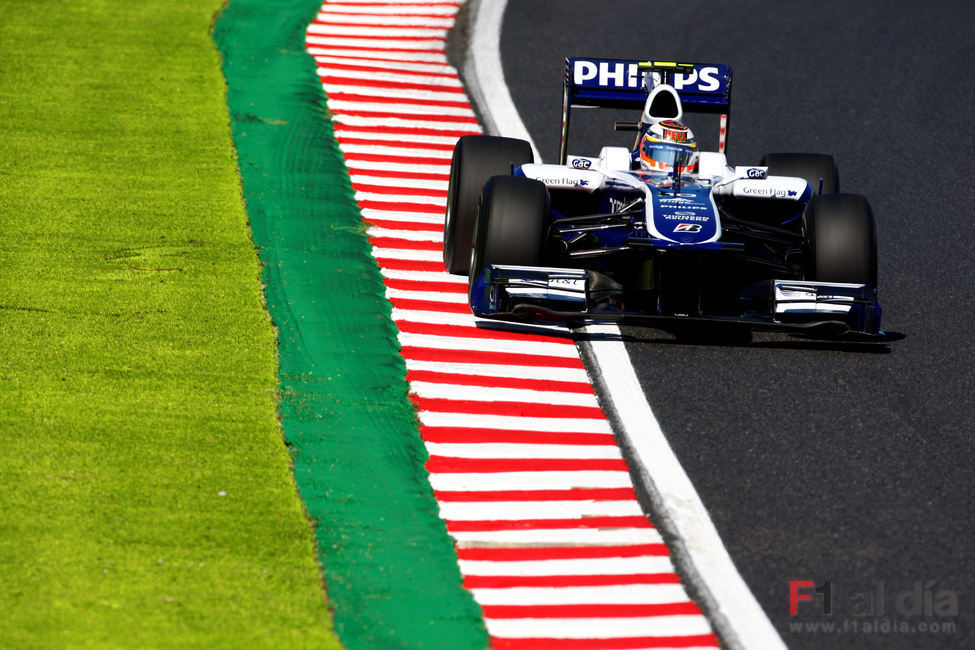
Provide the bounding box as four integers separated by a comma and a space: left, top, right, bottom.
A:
213, 2, 489, 649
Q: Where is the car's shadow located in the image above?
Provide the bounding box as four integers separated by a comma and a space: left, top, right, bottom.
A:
473, 318, 905, 353
575, 324, 906, 354
473, 318, 578, 341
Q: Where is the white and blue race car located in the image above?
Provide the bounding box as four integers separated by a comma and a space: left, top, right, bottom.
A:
443, 58, 882, 337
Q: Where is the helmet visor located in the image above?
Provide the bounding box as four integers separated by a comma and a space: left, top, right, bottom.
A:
640, 141, 697, 172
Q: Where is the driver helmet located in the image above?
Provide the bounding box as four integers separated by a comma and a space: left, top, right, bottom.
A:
639, 119, 698, 174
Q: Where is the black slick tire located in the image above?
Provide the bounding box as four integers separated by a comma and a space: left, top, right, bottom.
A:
469, 175, 549, 286
803, 193, 878, 286
443, 135, 534, 274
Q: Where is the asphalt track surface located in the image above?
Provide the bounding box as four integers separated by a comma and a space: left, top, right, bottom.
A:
499, 2, 975, 648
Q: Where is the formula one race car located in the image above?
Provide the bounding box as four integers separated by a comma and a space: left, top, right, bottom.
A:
443, 58, 882, 337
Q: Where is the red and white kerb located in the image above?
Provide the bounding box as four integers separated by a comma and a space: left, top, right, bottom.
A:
307, 2, 718, 647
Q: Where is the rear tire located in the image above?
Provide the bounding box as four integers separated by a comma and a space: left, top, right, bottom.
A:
803, 193, 877, 286
444, 135, 534, 274
469, 176, 549, 286
761, 153, 839, 195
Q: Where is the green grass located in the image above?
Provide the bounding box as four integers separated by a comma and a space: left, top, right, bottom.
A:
0, 1, 341, 647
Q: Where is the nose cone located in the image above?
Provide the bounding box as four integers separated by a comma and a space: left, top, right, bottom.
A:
646, 181, 720, 244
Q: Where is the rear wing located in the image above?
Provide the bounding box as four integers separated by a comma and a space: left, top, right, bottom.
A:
561, 57, 733, 163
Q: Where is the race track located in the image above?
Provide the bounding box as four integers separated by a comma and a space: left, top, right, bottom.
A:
500, 2, 975, 648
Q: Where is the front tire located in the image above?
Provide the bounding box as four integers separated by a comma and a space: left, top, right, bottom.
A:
761, 153, 839, 195
803, 193, 877, 286
443, 135, 534, 274
469, 176, 549, 286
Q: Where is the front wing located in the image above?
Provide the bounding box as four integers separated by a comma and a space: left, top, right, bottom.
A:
469, 264, 884, 337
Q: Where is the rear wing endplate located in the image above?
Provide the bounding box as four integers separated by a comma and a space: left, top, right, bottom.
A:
561, 57, 733, 163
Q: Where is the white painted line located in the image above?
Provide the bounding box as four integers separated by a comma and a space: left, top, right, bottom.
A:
349, 162, 450, 178
484, 615, 712, 639
470, 583, 687, 606
324, 90, 469, 111
371, 246, 443, 262
341, 132, 461, 148
450, 527, 662, 547
366, 226, 443, 240
417, 412, 613, 434
314, 55, 457, 76
366, 215, 445, 230
424, 441, 618, 460
405, 358, 591, 383
458, 556, 674, 577
392, 308, 496, 326
330, 0, 457, 6
428, 470, 633, 492
393, 312, 481, 329
397, 332, 577, 357
321, 8, 455, 17
320, 3, 458, 14
325, 85, 468, 106
385, 289, 459, 306
351, 175, 450, 191
356, 191, 447, 209
305, 36, 447, 51
322, 81, 466, 103
385, 288, 463, 304
332, 113, 478, 132
380, 268, 466, 283
360, 208, 445, 224
364, 217, 442, 229
307, 46, 449, 63
305, 32, 444, 48
314, 14, 454, 28
385, 289, 462, 305
367, 229, 444, 244
308, 24, 448, 39
393, 311, 574, 339
347, 159, 451, 175
317, 65, 463, 88
438, 499, 641, 521
343, 146, 454, 162
411, 383, 599, 408
324, 98, 475, 118
484, 614, 711, 636
357, 190, 447, 205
